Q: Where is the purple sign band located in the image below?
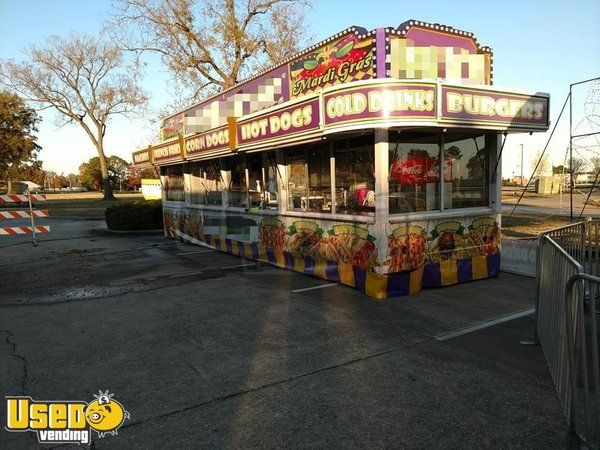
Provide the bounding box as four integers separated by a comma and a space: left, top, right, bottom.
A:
185, 125, 230, 157
153, 139, 183, 162
441, 87, 549, 127
323, 83, 437, 127
236, 98, 320, 146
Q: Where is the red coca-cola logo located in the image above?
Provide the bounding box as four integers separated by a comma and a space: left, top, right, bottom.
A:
391, 157, 458, 185
391, 157, 438, 185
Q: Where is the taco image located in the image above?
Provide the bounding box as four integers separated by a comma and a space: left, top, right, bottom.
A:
286, 221, 323, 257
467, 217, 500, 256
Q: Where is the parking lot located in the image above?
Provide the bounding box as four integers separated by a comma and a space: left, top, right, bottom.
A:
1, 218, 567, 448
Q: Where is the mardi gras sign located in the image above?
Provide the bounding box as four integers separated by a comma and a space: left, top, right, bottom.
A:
289, 33, 375, 99
323, 83, 437, 127
160, 113, 184, 141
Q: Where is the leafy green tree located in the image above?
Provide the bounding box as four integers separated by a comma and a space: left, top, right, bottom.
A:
11, 157, 46, 186
108, 156, 130, 191
0, 91, 41, 193
79, 155, 131, 191
79, 159, 103, 191
445, 145, 463, 160
553, 165, 566, 175
126, 165, 157, 190
466, 148, 486, 180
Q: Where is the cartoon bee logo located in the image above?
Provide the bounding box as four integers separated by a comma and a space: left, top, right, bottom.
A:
85, 390, 130, 438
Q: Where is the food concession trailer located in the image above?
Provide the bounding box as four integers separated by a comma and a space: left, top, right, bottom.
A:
132, 20, 550, 298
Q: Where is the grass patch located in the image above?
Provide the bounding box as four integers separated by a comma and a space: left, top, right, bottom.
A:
43, 192, 144, 218
502, 214, 572, 238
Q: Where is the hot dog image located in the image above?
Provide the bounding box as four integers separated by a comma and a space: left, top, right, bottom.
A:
322, 225, 378, 270
286, 221, 324, 258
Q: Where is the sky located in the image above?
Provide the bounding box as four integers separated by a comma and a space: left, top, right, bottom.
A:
1, 0, 599, 177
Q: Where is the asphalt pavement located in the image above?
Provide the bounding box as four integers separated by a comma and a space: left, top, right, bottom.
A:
502, 190, 600, 217
0, 218, 568, 449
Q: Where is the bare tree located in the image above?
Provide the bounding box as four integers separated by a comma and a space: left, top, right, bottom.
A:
530, 151, 550, 176
590, 156, 600, 174
113, 0, 311, 102
569, 157, 587, 175
1, 34, 147, 200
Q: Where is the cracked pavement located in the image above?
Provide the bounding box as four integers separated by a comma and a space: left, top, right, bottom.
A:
0, 219, 568, 448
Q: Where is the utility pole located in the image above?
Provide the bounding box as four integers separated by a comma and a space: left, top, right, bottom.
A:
520, 143, 524, 186
570, 84, 573, 221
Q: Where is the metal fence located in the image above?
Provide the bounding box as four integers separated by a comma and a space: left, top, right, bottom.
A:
565, 274, 600, 448
536, 220, 600, 448
542, 219, 600, 277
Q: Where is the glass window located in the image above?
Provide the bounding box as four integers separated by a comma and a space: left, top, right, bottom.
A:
223, 155, 247, 208
389, 132, 441, 213
307, 145, 331, 213
443, 134, 490, 209
286, 148, 307, 212
334, 135, 375, 216
163, 165, 185, 202
190, 162, 206, 204
286, 143, 332, 213
203, 159, 224, 206
247, 151, 278, 210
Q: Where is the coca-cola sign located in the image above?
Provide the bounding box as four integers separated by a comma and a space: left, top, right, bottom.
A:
390, 157, 454, 185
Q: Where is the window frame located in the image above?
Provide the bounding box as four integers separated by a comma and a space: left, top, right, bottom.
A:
387, 130, 496, 221
162, 164, 186, 204
221, 153, 249, 210
247, 150, 279, 211
332, 136, 376, 217
162, 130, 496, 225
388, 131, 443, 215
284, 142, 334, 215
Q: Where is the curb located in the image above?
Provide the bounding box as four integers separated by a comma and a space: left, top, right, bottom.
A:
46, 216, 105, 221
105, 228, 164, 235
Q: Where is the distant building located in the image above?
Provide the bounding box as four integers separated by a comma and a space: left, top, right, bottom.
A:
0, 180, 42, 194
574, 172, 599, 185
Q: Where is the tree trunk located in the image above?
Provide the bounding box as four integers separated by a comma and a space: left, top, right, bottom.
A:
96, 138, 115, 201
7, 178, 13, 194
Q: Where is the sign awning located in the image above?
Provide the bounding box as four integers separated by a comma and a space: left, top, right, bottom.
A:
132, 79, 550, 167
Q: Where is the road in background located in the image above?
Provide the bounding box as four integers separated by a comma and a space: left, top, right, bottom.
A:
502, 188, 600, 217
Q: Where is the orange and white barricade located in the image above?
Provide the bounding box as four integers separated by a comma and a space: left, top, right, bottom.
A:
0, 193, 47, 203
0, 191, 49, 245
0, 226, 50, 235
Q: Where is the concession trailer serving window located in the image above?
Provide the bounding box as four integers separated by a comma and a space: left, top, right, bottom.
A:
133, 20, 550, 298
